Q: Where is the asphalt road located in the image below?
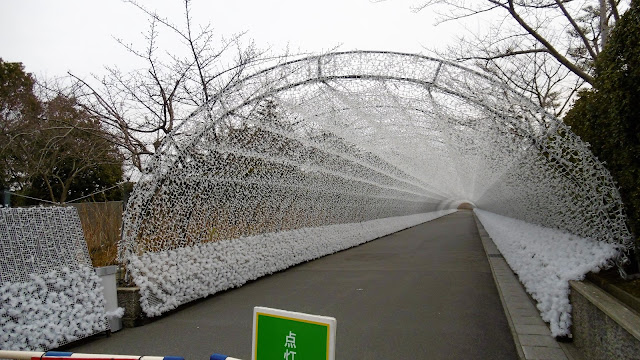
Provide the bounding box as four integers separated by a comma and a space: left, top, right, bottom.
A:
67, 211, 518, 359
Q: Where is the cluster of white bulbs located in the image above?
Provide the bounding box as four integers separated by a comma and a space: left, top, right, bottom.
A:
120, 51, 631, 317
0, 207, 108, 350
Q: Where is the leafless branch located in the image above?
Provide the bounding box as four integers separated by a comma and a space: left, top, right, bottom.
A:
454, 48, 550, 61
411, 0, 626, 115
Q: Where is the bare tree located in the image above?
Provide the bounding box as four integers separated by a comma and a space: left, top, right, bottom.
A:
407, 0, 628, 115
69, 0, 266, 173
28, 94, 124, 204
2, 60, 125, 204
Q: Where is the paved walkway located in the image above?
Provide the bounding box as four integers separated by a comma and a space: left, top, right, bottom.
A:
68, 211, 519, 359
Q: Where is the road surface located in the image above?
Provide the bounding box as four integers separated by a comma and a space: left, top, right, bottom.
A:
67, 211, 518, 359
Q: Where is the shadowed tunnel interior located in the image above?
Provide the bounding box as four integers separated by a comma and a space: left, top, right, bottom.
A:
119, 51, 632, 317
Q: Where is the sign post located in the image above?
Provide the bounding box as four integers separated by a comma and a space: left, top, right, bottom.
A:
252, 307, 336, 360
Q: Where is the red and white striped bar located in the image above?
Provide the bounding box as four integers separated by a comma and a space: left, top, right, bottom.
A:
0, 350, 182, 360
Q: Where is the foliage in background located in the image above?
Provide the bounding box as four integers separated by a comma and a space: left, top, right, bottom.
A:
0, 60, 42, 191
0, 59, 124, 205
564, 2, 640, 251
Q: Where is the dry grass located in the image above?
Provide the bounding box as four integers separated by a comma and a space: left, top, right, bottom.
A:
71, 202, 123, 267
132, 201, 316, 254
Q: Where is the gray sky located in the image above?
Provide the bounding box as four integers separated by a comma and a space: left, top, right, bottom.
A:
0, 0, 462, 79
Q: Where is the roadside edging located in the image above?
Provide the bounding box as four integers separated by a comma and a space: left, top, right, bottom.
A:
471, 212, 575, 360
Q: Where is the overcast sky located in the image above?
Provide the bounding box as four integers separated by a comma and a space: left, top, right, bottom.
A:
0, 0, 465, 79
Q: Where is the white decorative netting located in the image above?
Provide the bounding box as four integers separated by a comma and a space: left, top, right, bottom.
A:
476, 209, 619, 336
120, 51, 632, 316
127, 211, 454, 316
0, 207, 108, 350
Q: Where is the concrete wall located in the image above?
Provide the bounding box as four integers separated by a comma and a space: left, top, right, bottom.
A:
570, 280, 640, 360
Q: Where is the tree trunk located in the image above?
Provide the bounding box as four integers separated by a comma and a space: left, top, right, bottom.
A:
600, 0, 609, 50
43, 176, 57, 204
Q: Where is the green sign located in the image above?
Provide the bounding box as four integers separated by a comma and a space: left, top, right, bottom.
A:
252, 307, 336, 360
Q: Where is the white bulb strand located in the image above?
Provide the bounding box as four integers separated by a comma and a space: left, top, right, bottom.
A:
120, 51, 631, 317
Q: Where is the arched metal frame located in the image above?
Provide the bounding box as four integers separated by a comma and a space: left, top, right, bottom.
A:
119, 51, 632, 315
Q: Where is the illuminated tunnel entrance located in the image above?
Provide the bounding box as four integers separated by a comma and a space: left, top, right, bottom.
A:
119, 51, 632, 317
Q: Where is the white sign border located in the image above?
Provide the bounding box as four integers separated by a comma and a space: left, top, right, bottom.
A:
251, 306, 337, 360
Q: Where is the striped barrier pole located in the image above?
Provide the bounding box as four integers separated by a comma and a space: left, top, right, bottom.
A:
0, 351, 183, 360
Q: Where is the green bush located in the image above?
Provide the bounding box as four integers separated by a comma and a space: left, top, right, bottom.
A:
564, 3, 640, 252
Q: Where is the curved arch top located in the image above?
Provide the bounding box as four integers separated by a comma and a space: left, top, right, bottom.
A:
122, 50, 632, 259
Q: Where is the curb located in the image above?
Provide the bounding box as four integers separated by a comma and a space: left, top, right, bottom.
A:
471, 212, 578, 360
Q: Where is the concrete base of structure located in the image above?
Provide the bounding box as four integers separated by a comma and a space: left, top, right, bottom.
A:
570, 280, 640, 360
117, 287, 149, 328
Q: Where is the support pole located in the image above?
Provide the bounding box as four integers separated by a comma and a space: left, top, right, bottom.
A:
2, 189, 10, 207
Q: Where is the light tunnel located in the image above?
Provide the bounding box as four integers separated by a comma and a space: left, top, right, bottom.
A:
119, 51, 632, 316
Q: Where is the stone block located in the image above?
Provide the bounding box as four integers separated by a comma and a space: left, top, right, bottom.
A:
117, 287, 149, 327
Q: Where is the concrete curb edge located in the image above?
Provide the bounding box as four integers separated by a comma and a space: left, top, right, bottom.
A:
471, 211, 576, 360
